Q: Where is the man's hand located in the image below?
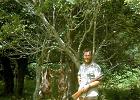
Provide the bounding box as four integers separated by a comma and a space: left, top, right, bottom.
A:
82, 84, 90, 93
72, 81, 100, 100
71, 84, 90, 100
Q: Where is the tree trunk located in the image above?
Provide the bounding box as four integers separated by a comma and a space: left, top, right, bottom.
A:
15, 56, 28, 97
68, 62, 78, 97
33, 63, 41, 100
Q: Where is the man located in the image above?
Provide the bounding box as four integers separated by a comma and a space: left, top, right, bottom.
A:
77, 49, 102, 100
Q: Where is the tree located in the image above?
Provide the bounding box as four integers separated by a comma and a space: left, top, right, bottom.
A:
0, 0, 140, 99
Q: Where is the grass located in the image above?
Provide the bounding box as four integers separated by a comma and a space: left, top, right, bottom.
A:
0, 79, 36, 100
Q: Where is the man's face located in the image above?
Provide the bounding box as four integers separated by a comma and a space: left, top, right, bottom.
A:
83, 51, 92, 64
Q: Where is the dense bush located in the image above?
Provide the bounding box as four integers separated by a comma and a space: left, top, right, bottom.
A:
99, 66, 140, 100
25, 63, 36, 79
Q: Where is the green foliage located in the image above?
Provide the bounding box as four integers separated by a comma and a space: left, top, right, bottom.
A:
126, 0, 140, 14
107, 68, 139, 88
26, 63, 36, 79
0, 0, 50, 56
99, 65, 140, 100
26, 62, 67, 79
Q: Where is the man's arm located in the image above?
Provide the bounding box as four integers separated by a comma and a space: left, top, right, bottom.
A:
83, 80, 100, 92
72, 75, 102, 100
71, 81, 100, 100
77, 75, 81, 84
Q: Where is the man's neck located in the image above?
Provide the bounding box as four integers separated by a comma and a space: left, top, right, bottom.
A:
84, 61, 92, 65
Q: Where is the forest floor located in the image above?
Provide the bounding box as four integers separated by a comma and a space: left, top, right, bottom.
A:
0, 79, 35, 100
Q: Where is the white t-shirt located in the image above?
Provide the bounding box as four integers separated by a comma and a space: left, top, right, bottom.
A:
78, 62, 102, 97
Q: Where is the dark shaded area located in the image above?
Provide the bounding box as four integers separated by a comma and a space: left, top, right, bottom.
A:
0, 53, 28, 99
0, 56, 14, 95
0, 0, 22, 14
